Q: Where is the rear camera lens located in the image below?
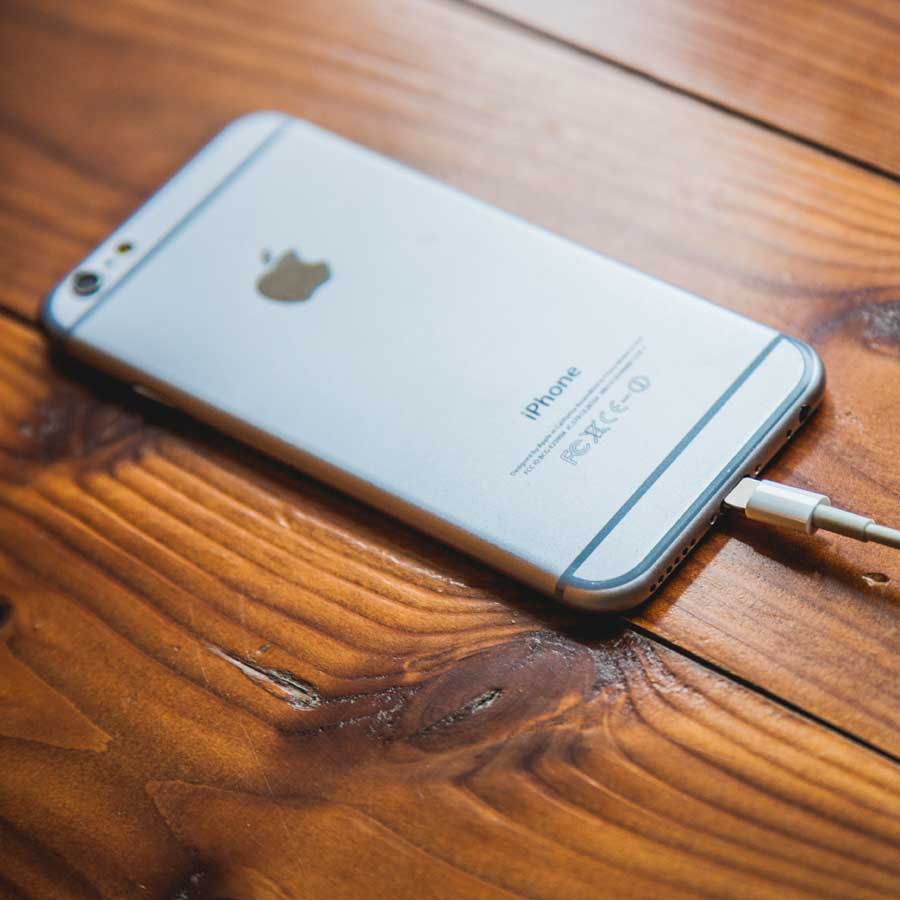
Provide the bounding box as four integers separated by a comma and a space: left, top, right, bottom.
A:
73, 270, 102, 296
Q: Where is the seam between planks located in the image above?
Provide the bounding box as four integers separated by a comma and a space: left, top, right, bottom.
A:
450, 0, 900, 192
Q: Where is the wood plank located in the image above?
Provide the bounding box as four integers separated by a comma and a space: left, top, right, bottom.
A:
472, 0, 900, 177
3, 0, 900, 770
2, 316, 900, 897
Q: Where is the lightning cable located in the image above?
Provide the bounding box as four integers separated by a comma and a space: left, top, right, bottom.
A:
723, 478, 900, 549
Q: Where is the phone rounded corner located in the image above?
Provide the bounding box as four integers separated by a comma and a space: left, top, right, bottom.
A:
221, 110, 290, 143
41, 282, 72, 343
785, 334, 826, 404
558, 574, 652, 614
559, 333, 826, 617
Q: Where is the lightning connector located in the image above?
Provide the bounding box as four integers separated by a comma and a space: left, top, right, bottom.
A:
723, 478, 900, 549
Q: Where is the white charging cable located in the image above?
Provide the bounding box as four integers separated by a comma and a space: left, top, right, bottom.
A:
723, 478, 900, 549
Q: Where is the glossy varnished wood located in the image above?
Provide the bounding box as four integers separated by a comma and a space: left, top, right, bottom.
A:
2, 317, 900, 897
473, 0, 900, 176
3, 0, 900, 894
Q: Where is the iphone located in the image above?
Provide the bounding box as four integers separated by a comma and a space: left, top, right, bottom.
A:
43, 112, 824, 610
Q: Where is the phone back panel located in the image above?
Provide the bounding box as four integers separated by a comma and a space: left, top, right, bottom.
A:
48, 113, 820, 609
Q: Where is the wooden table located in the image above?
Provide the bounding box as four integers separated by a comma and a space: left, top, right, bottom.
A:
3, 1, 900, 897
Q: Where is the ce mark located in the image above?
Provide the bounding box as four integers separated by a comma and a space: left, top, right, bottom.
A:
559, 375, 651, 466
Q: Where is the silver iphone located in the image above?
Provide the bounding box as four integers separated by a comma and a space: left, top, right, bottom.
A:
43, 112, 824, 611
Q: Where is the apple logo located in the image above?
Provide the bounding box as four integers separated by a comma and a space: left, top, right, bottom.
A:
256, 249, 331, 301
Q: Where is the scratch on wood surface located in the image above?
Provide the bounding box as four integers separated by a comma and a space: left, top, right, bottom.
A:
812, 297, 900, 352
862, 572, 890, 586
166, 863, 210, 900
207, 644, 321, 709
863, 301, 900, 348
414, 687, 503, 737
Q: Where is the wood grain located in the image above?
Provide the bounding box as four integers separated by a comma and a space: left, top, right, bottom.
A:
2, 321, 900, 898
472, 0, 900, 177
